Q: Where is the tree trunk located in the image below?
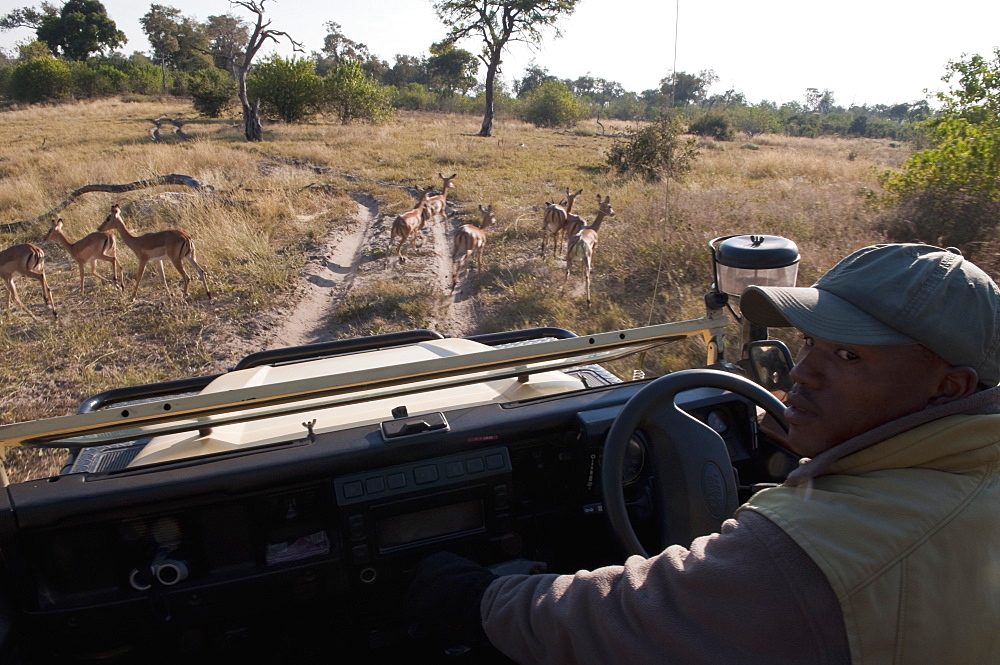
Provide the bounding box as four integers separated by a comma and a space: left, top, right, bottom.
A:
244, 98, 263, 142
237, 68, 263, 142
479, 54, 500, 138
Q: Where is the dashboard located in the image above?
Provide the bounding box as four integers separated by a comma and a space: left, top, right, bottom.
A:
0, 333, 796, 663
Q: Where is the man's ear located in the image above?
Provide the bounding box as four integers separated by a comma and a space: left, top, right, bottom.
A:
931, 366, 980, 405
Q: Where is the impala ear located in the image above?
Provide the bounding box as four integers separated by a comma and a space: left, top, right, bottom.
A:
576, 189, 583, 196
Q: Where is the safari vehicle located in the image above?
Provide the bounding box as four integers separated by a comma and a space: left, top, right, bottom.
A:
0, 235, 800, 664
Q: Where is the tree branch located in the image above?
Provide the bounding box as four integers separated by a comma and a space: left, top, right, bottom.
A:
0, 175, 215, 232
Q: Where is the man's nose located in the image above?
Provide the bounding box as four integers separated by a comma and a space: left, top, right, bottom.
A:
789, 351, 818, 387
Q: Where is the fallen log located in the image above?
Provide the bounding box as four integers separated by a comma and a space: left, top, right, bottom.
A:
0, 175, 215, 232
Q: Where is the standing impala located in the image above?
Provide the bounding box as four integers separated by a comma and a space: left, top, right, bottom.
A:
451, 204, 496, 292
390, 188, 434, 265
541, 188, 583, 257
422, 173, 457, 225
0, 242, 57, 321
44, 217, 123, 294
98, 204, 211, 301
565, 195, 615, 307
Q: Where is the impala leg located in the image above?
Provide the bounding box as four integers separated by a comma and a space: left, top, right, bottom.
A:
158, 261, 171, 294
29, 267, 56, 318
131, 260, 148, 301
187, 256, 211, 299
170, 257, 191, 297
4, 279, 40, 321
78, 262, 87, 294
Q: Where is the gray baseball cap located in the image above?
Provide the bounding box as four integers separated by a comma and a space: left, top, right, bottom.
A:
740, 243, 1000, 386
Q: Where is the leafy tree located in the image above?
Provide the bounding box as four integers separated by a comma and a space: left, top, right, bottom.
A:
434, 0, 581, 137
323, 59, 393, 124
804, 87, 835, 114
878, 48, 1000, 260
383, 54, 427, 87
204, 13, 248, 76
427, 40, 478, 96
189, 66, 236, 116
660, 69, 717, 106
515, 61, 553, 98
36, 0, 126, 60
606, 92, 645, 121
247, 55, 322, 122
518, 79, 588, 127
139, 4, 181, 68
319, 21, 371, 65
0, 4, 57, 31
606, 117, 699, 183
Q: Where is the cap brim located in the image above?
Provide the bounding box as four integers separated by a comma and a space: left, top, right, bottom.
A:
740, 285, 919, 346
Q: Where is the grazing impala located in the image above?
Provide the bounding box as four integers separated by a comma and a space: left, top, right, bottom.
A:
451, 204, 496, 292
541, 188, 583, 257
565, 195, 615, 307
98, 204, 211, 301
44, 217, 123, 294
0, 242, 57, 321
390, 188, 434, 265
422, 173, 457, 225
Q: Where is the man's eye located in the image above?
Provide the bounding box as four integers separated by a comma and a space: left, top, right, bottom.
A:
835, 349, 859, 361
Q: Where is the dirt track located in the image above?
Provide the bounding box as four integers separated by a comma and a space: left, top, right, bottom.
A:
259, 192, 480, 350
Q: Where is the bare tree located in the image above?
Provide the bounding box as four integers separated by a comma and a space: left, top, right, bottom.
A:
434, 0, 579, 137
229, 0, 302, 142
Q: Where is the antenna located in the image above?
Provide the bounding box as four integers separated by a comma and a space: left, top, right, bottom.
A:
636, 0, 681, 381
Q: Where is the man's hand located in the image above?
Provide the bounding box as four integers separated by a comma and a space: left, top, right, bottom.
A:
406, 551, 499, 651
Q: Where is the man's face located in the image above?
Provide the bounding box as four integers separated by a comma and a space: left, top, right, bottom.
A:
783, 335, 951, 458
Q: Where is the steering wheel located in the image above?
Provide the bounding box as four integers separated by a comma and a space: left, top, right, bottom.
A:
601, 369, 788, 557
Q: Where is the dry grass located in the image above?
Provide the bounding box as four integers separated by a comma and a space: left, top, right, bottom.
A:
0, 98, 900, 481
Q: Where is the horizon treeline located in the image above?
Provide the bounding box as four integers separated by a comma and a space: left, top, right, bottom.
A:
0, 2, 930, 140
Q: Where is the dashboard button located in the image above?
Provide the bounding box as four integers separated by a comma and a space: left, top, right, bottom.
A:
414, 465, 438, 484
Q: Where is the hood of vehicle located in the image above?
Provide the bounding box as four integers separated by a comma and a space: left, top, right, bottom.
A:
128, 337, 585, 467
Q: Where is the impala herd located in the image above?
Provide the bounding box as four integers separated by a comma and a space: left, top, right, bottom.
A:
0, 203, 211, 321
389, 175, 613, 305
1, 176, 613, 321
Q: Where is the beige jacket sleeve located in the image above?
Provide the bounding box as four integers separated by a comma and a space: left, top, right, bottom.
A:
481, 511, 849, 665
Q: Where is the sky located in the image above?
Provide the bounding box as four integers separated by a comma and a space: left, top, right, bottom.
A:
2, 0, 999, 107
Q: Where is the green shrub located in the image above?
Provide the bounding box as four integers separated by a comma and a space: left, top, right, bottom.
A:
189, 68, 236, 117
323, 61, 393, 124
248, 56, 323, 123
392, 82, 433, 110
689, 112, 736, 141
9, 57, 72, 102
517, 80, 589, 128
69, 61, 128, 98
606, 117, 700, 182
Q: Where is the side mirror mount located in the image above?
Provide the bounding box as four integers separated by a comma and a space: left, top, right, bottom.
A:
746, 341, 793, 392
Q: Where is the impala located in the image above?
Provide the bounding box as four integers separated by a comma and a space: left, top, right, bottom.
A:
98, 204, 211, 301
422, 173, 457, 225
451, 204, 496, 292
44, 217, 123, 294
565, 195, 615, 307
390, 188, 434, 265
541, 188, 583, 257
0, 242, 57, 321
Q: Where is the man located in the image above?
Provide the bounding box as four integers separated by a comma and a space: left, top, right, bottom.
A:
408, 243, 1000, 664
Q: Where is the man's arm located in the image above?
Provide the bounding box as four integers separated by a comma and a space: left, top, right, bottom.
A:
482, 511, 850, 665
